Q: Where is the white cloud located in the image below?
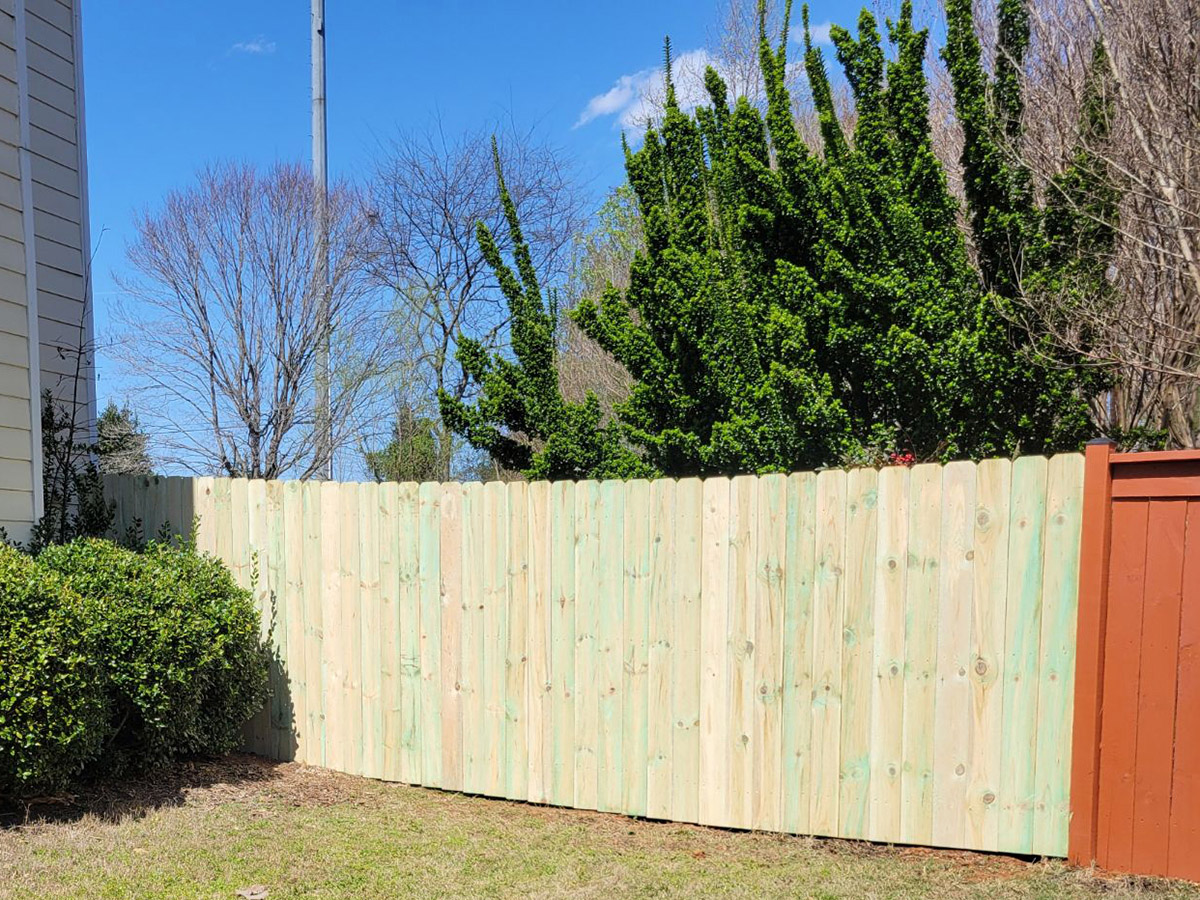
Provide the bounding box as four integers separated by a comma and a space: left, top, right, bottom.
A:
801, 20, 836, 46
230, 37, 277, 55
576, 23, 840, 131
575, 48, 723, 131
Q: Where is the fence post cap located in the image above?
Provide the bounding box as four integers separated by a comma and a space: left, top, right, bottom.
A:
1086, 438, 1116, 447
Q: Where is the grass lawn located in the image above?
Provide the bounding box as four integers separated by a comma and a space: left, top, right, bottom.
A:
1, 756, 1196, 900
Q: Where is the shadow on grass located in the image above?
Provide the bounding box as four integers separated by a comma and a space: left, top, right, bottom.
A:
0, 753, 290, 829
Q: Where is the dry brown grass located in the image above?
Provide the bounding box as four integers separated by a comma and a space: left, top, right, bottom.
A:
1, 755, 1196, 899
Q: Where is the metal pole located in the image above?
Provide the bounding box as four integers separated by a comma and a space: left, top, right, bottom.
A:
312, 0, 332, 479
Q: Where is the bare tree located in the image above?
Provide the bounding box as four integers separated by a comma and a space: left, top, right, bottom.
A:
1013, 0, 1200, 447
115, 162, 387, 478
365, 120, 587, 477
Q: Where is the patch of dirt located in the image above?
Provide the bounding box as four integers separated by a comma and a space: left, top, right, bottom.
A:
1, 754, 361, 828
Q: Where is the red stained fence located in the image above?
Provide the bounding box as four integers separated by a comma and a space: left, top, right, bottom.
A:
1070, 442, 1200, 880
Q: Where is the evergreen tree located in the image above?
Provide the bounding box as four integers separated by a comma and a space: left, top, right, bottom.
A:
96, 402, 153, 476
438, 140, 651, 481
364, 405, 446, 484
444, 0, 1100, 478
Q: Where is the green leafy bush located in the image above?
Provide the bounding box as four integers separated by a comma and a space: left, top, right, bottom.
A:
0, 545, 108, 798
37, 539, 269, 774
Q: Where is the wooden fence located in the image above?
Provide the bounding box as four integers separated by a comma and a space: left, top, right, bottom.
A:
105, 454, 1084, 858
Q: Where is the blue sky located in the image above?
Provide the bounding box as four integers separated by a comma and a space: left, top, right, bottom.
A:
83, 0, 850, 408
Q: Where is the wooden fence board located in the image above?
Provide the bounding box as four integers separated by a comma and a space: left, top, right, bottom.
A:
320, 482, 344, 774
459, 483, 486, 794
753, 473, 786, 834
301, 481, 325, 767
483, 481, 508, 798
379, 482, 403, 782
596, 480, 625, 814
439, 482, 464, 792
671, 478, 703, 825
727, 475, 757, 831
417, 482, 442, 787
505, 482, 530, 801
526, 481, 553, 805
574, 481, 600, 811
782, 472, 818, 835
1000, 456, 1049, 854
1169, 501, 1200, 881
933, 461, 975, 849
869, 465, 908, 843
699, 476, 731, 828
550, 480, 576, 808
360, 482, 383, 780
339, 482, 364, 778
282, 481, 306, 763
901, 463, 941, 846
966, 458, 1010, 851
646, 478, 676, 821
397, 483, 422, 784
811, 469, 847, 836
840, 467, 878, 839
622, 479, 651, 818
1033, 455, 1084, 858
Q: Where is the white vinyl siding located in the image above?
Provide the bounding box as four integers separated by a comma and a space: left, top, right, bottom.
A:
0, 0, 91, 543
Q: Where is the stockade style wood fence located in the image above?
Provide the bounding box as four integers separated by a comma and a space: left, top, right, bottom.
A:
104, 455, 1084, 858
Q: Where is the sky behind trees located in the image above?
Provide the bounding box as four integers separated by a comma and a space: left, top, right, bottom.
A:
82, 0, 845, 411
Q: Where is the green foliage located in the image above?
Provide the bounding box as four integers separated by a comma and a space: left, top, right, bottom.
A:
445, 0, 1102, 477
439, 139, 652, 481
365, 405, 447, 483
96, 402, 154, 477
37, 539, 270, 775
0, 545, 108, 798
27, 391, 113, 553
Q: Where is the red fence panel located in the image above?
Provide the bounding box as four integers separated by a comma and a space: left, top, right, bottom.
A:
1069, 442, 1200, 881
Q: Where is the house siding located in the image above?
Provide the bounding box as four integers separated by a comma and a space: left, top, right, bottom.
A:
0, 0, 91, 544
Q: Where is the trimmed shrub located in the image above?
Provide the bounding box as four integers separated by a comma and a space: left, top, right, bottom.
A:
0, 545, 108, 798
38, 539, 269, 774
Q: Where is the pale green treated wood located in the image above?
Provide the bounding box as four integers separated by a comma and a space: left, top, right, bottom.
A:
243, 479, 269, 755
266, 481, 291, 761
550, 480, 577, 808
646, 478, 676, 821
670, 478, 703, 825
932, 462, 975, 849
526, 481, 552, 805
901, 464, 941, 845
727, 475, 757, 830
163, 476, 184, 543
213, 478, 233, 572
379, 482, 403, 782
459, 482, 487, 794
753, 473, 786, 834
573, 481, 600, 811
782, 471, 818, 835
869, 466, 908, 843
319, 481, 345, 773
1032, 454, 1083, 857
621, 479, 651, 818
1000, 456, 1048, 854
339, 482, 364, 777
810, 469, 847, 836
840, 467, 878, 839
191, 477, 216, 560
504, 481, 530, 801
417, 481, 442, 787
282, 480, 307, 764
397, 483, 422, 784
147, 475, 168, 539
596, 479, 625, 814
967, 458, 1011, 851
359, 482, 384, 780
439, 482, 464, 792
301, 481, 326, 767
698, 477, 731, 828
483, 480, 509, 798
